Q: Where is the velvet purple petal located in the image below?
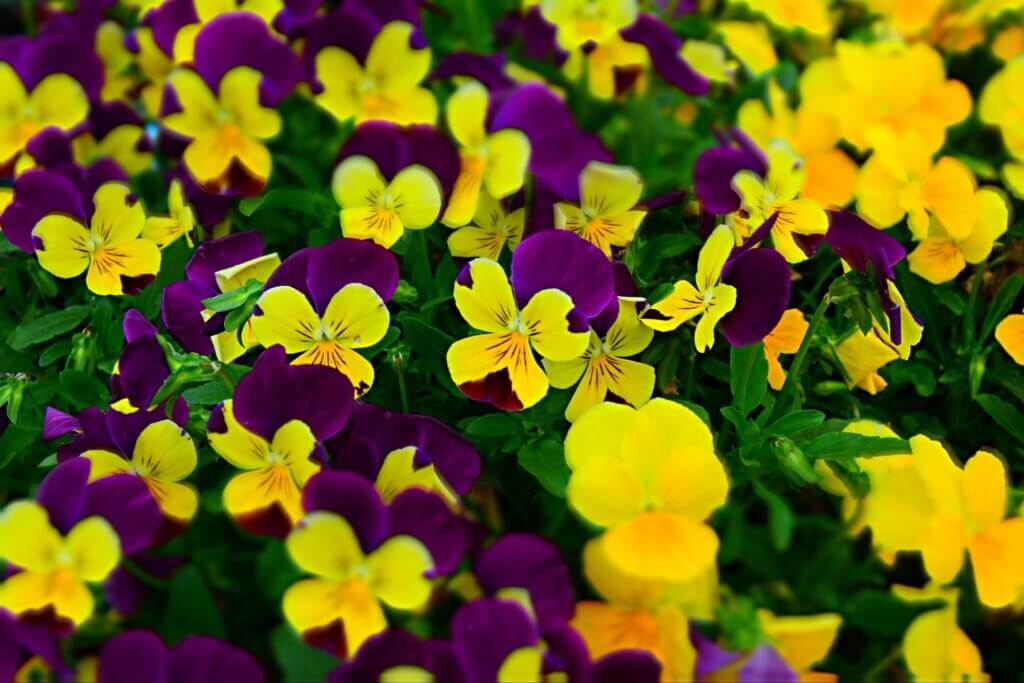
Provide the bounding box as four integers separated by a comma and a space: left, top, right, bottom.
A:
83, 474, 162, 555
2, 169, 85, 253
403, 414, 480, 495
145, 0, 197, 57
620, 14, 708, 95
185, 232, 266, 290
337, 121, 406, 179
25, 127, 74, 169
179, 171, 234, 228
0, 610, 66, 682
452, 599, 540, 683
592, 650, 662, 683
510, 230, 615, 317
261, 246, 315, 296
695, 148, 755, 215
327, 630, 429, 683
88, 101, 146, 141
430, 52, 515, 92
302, 6, 380, 81
739, 645, 799, 683
116, 337, 168, 409
475, 534, 574, 629
19, 31, 103, 98
720, 248, 791, 347
402, 125, 461, 200
122, 309, 157, 343
301, 470, 387, 551
388, 489, 465, 576
98, 630, 169, 683
35, 458, 89, 535
306, 238, 400, 313
542, 625, 590, 683
232, 346, 354, 441
161, 281, 217, 356
272, 0, 322, 38
692, 629, 743, 676
42, 406, 80, 441
192, 13, 301, 105
105, 556, 181, 617
169, 636, 265, 683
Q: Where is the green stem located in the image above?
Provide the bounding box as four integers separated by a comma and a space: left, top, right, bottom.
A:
964, 260, 987, 351
395, 356, 409, 413
769, 294, 831, 423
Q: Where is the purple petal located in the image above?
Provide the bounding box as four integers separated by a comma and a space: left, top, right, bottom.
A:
185, 232, 267, 289
261, 246, 315, 296
592, 650, 662, 683
497, 7, 566, 65
178, 170, 234, 228
25, 127, 74, 169
452, 599, 540, 683
692, 629, 742, 675
123, 309, 158, 343
115, 335, 170, 411
620, 14, 708, 95
327, 629, 429, 683
301, 471, 387, 551
105, 556, 181, 617
430, 52, 515, 92
88, 101, 146, 141
144, 0, 197, 57
42, 407, 80, 441
0, 610, 66, 681
2, 169, 85, 253
169, 636, 265, 683
272, 0, 322, 38
98, 630, 169, 683
161, 281, 217, 355
402, 125, 461, 201
84, 474, 162, 555
542, 625, 591, 683
388, 489, 465, 576
193, 13, 301, 105
306, 238, 400, 313
302, 7, 380, 81
511, 231, 615, 317
81, 161, 130, 215
233, 346, 353, 441
56, 407, 115, 461
337, 121, 408, 180
720, 248, 791, 347
20, 31, 103, 99
475, 534, 574, 629
739, 645, 799, 683
695, 147, 759, 216
35, 459, 89, 535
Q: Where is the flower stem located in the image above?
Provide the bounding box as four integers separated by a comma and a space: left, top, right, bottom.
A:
769, 294, 831, 423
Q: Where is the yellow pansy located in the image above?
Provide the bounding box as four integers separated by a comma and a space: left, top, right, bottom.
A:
540, 0, 638, 49
565, 399, 728, 582
0, 62, 88, 166
895, 585, 986, 682
642, 225, 737, 352
441, 81, 531, 228
72, 124, 153, 176
563, 33, 649, 99
742, 0, 832, 36
555, 161, 647, 257
0, 501, 120, 626
33, 183, 162, 296
717, 21, 778, 76
314, 22, 437, 126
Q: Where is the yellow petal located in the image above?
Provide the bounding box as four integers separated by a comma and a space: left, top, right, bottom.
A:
962, 450, 1007, 533
603, 357, 655, 411
442, 152, 485, 228
453, 258, 517, 333
390, 165, 442, 229
341, 206, 406, 248
907, 237, 966, 284
282, 577, 386, 653
760, 611, 842, 672
643, 280, 705, 332
0, 501, 61, 572
163, 69, 219, 139
694, 284, 736, 352
314, 47, 362, 122
484, 128, 530, 199
697, 225, 734, 292
447, 224, 505, 260
86, 239, 161, 296
215, 252, 281, 292
520, 289, 590, 361
622, 398, 717, 493
219, 66, 281, 139
365, 22, 432, 92
563, 401, 636, 470
995, 314, 1024, 365
146, 480, 199, 522
81, 450, 132, 480
286, 511, 364, 580
224, 466, 303, 526
923, 157, 976, 240
0, 569, 93, 626
251, 286, 320, 353
208, 400, 271, 470
33, 215, 91, 279
293, 342, 377, 397
321, 284, 389, 349
497, 647, 543, 683
132, 420, 197, 482
447, 333, 514, 385
29, 73, 89, 132
968, 518, 1024, 608
446, 80, 487, 148
603, 512, 719, 582
366, 535, 434, 609
65, 517, 121, 581
560, 360, 610, 423
606, 299, 654, 356
333, 156, 387, 209
802, 148, 858, 209
580, 161, 643, 217
650, 452, 729, 522
567, 456, 646, 527
270, 420, 319, 483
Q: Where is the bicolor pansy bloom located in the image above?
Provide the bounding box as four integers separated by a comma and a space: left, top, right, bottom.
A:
0, 60, 88, 169
72, 102, 153, 176
282, 472, 438, 656
251, 238, 398, 396
142, 179, 197, 248
311, 20, 436, 126
731, 142, 829, 263
546, 297, 655, 421
161, 14, 300, 195
162, 232, 281, 363
447, 191, 525, 260
170, 0, 284, 64
555, 161, 647, 257
565, 399, 728, 582
0, 459, 162, 628
32, 182, 162, 296
540, 0, 638, 50
441, 80, 531, 227
207, 346, 354, 536
447, 230, 615, 411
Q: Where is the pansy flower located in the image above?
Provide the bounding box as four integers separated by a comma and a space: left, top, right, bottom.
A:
731, 142, 829, 263
32, 181, 162, 296
325, 629, 461, 683
160, 14, 301, 195
308, 16, 436, 126
108, 310, 171, 414
283, 471, 444, 656
142, 178, 197, 248
856, 129, 976, 240
326, 403, 480, 507
563, 33, 649, 99
540, 0, 638, 49
762, 309, 808, 390
554, 161, 647, 257
97, 629, 265, 683
895, 585, 986, 682
162, 231, 280, 362
447, 191, 525, 260
170, 0, 284, 64
565, 399, 728, 582
907, 187, 1009, 284
0, 611, 65, 683
251, 238, 399, 395
441, 80, 531, 228
546, 296, 655, 421
447, 230, 615, 411
71, 102, 153, 176
0, 459, 161, 628
207, 346, 354, 536
693, 128, 767, 216
332, 122, 459, 248
95, 20, 137, 103
641, 225, 737, 352
996, 312, 1024, 365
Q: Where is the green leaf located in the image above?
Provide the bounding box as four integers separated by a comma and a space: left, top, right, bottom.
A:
0, 425, 40, 470
202, 279, 263, 312
730, 342, 768, 416
162, 566, 225, 643
765, 410, 825, 437
843, 590, 945, 638
182, 380, 233, 406
9, 306, 90, 351
38, 339, 72, 368
802, 433, 911, 460
465, 413, 523, 437
271, 625, 338, 683
399, 316, 454, 357
518, 439, 570, 498
58, 369, 109, 410
976, 393, 1024, 444
239, 188, 334, 218
753, 482, 794, 551
981, 274, 1023, 344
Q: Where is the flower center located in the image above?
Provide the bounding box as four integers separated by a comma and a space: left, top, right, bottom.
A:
703, 288, 715, 305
